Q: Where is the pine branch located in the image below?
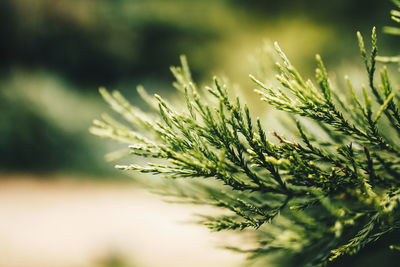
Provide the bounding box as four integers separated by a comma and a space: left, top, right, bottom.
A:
92, 6, 400, 266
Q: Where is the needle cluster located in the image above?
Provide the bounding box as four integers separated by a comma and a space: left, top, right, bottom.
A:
91, 6, 400, 266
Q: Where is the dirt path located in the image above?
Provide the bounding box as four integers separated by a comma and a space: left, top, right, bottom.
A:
0, 174, 244, 267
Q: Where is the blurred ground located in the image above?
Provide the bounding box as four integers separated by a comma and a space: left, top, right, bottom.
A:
0, 173, 244, 267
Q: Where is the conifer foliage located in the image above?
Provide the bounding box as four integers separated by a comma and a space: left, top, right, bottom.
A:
91, 4, 400, 266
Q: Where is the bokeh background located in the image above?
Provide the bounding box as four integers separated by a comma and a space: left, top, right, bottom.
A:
0, 0, 398, 266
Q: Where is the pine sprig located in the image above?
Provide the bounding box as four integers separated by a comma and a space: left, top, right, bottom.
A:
91, 10, 400, 266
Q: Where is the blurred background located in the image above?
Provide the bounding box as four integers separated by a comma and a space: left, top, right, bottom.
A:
0, 0, 398, 266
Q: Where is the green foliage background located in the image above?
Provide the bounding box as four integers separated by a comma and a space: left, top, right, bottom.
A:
1, 0, 396, 175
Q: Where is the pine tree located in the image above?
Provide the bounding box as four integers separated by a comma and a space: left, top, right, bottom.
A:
91, 3, 400, 266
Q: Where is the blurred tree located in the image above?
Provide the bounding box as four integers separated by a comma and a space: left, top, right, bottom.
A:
1, 0, 398, 175
0, 0, 394, 89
